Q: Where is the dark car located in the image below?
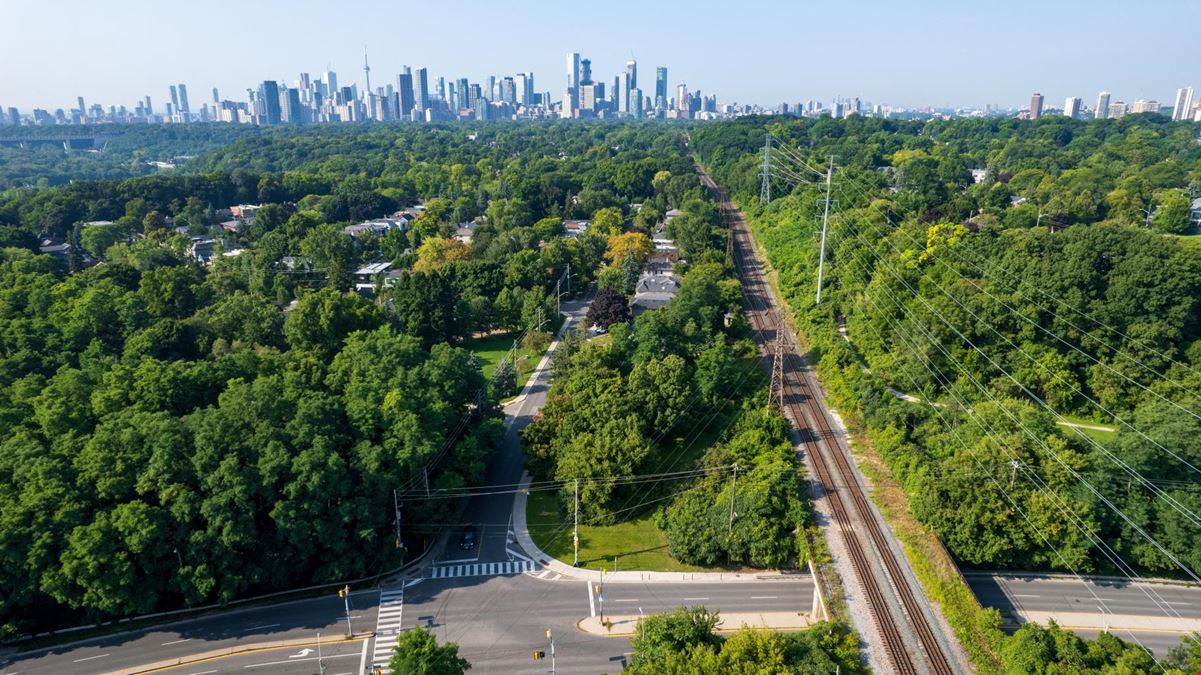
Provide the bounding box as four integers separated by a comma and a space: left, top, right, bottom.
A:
459, 525, 476, 550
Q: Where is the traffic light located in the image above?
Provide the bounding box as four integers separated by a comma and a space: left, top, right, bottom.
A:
532, 650, 545, 660
338, 588, 345, 598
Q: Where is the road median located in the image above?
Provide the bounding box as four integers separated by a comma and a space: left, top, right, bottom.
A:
101, 633, 370, 675
576, 611, 815, 637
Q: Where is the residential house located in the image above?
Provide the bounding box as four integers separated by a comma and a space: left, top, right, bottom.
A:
230, 204, 261, 220
563, 219, 590, 238
453, 221, 477, 244
1192, 198, 1201, 225
631, 273, 682, 315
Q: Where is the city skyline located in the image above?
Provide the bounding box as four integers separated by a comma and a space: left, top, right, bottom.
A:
1, 0, 1198, 112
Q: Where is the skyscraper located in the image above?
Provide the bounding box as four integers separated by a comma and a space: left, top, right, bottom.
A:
619, 72, 630, 114
1095, 91, 1111, 119
259, 80, 281, 125
415, 68, 430, 112
1064, 96, 1081, 119
626, 59, 637, 91
212, 87, 220, 104
325, 70, 339, 95
1029, 92, 1043, 119
169, 85, 179, 111
76, 96, 85, 114
398, 68, 415, 120
1172, 86, 1195, 121
566, 52, 580, 108
579, 59, 592, 85
655, 67, 668, 108
457, 77, 470, 110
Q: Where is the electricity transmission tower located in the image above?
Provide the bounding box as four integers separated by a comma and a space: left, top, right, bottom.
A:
759, 133, 771, 205
769, 328, 787, 408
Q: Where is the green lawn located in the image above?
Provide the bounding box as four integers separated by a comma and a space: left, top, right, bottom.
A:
467, 332, 543, 391
1168, 231, 1201, 249
526, 491, 718, 572
522, 356, 765, 573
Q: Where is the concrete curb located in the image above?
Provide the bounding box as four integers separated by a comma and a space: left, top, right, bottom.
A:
575, 612, 815, 637
101, 633, 371, 675
1012, 611, 1201, 634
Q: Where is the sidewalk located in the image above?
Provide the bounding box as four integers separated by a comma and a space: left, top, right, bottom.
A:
577, 611, 814, 637
510, 473, 804, 583
1015, 611, 1201, 634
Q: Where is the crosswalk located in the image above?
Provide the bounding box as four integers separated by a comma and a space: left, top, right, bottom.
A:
371, 587, 405, 672
429, 560, 534, 578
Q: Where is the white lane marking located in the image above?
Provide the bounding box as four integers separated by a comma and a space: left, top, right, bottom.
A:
440, 557, 478, 564
247, 623, 279, 630
404, 578, 423, 588
587, 580, 596, 617
751, 596, 778, 600
72, 654, 110, 663
187, 670, 217, 675
359, 629, 369, 675
1168, 601, 1194, 606
1012, 594, 1041, 598
244, 652, 359, 668
507, 548, 532, 563
162, 638, 192, 645
552, 574, 562, 580
537, 570, 551, 579
683, 597, 709, 601
614, 599, 639, 602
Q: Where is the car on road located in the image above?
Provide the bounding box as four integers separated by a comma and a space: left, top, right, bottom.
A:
459, 525, 476, 550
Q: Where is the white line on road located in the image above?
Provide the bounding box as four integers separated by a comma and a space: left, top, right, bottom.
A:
683, 597, 709, 601
162, 638, 192, 645
587, 581, 596, 617
244, 653, 359, 668
1012, 594, 1041, 598
1168, 602, 1194, 606
186, 670, 217, 675
358, 635, 369, 675
72, 654, 110, 663
614, 599, 639, 602
750, 596, 778, 600
247, 623, 279, 630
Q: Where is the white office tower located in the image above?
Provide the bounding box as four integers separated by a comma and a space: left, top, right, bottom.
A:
1064, 96, 1081, 119
1172, 86, 1195, 121
1095, 91, 1111, 119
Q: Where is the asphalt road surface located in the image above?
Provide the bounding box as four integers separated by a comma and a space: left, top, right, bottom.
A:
1, 590, 378, 675
395, 573, 813, 674
968, 573, 1199, 656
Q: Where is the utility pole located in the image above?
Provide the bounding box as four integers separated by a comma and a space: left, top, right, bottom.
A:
317, 632, 326, 675
815, 155, 834, 304
423, 468, 430, 498
727, 464, 739, 535
597, 569, 605, 623
546, 629, 556, 674
339, 585, 353, 636
573, 479, 580, 567
759, 132, 771, 205
393, 489, 403, 551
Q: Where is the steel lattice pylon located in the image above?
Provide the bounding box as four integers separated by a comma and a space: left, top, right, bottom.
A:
759, 132, 771, 205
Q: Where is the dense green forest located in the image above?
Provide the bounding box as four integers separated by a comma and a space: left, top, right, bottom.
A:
0, 122, 703, 637
0, 125, 261, 189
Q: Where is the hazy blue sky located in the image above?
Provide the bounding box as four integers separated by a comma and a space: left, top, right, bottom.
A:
1, 0, 1197, 111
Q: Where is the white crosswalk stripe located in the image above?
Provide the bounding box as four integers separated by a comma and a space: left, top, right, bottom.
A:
372, 587, 405, 674
429, 560, 534, 579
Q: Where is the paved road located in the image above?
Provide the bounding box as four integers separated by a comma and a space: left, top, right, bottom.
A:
396, 573, 813, 674
1, 590, 377, 674
154, 638, 368, 674
452, 297, 592, 568
968, 573, 1199, 656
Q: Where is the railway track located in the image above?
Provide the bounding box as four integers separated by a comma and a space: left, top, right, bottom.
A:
699, 168, 958, 675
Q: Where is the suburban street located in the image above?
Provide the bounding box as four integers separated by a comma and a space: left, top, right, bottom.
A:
968, 573, 1200, 656
0, 590, 378, 674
